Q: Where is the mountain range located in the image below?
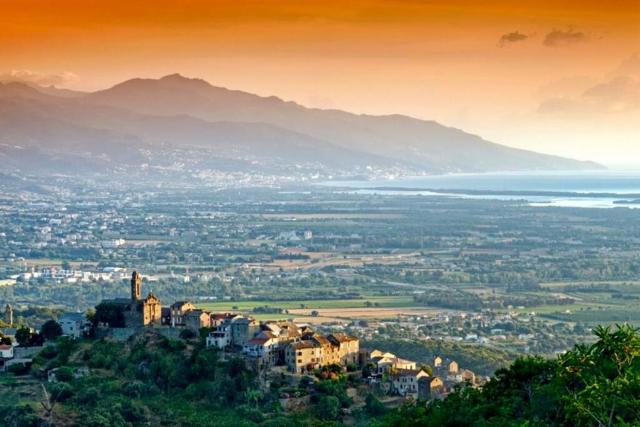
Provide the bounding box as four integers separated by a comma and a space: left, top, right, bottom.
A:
0, 74, 602, 179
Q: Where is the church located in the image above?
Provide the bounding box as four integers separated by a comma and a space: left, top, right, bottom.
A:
97, 271, 162, 327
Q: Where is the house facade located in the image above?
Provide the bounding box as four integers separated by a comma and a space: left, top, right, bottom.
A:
286, 340, 323, 374
170, 301, 195, 327
59, 312, 87, 338
184, 309, 211, 332
391, 369, 430, 398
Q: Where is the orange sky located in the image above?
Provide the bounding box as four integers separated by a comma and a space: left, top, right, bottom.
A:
1, 0, 639, 165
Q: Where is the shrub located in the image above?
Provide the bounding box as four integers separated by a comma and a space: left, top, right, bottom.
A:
53, 366, 74, 382
315, 395, 340, 420
179, 329, 196, 340
40, 320, 63, 341
50, 382, 74, 402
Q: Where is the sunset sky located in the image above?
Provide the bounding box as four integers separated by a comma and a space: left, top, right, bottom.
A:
1, 0, 639, 166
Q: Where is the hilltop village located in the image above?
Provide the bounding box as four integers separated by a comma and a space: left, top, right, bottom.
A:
1, 272, 478, 403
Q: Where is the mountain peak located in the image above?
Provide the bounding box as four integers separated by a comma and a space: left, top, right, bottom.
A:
159, 73, 209, 87
0, 81, 46, 98
160, 73, 189, 81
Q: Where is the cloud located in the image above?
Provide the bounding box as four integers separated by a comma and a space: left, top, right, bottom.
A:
538, 76, 640, 115
614, 53, 640, 77
537, 76, 598, 99
583, 76, 640, 112
543, 29, 586, 47
498, 31, 528, 47
539, 54, 640, 115
0, 70, 78, 87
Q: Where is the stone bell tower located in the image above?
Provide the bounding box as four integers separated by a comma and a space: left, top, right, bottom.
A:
5, 303, 13, 326
131, 271, 141, 301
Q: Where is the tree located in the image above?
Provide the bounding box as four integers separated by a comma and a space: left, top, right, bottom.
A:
179, 329, 196, 340
365, 393, 387, 416
379, 324, 640, 427
558, 324, 640, 426
315, 395, 340, 420
92, 302, 125, 328
41, 320, 63, 341
15, 326, 33, 347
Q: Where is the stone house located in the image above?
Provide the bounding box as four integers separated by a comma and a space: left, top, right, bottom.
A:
286, 340, 323, 374
0, 344, 13, 360
206, 324, 231, 349
433, 356, 443, 368
326, 333, 359, 366
391, 369, 430, 398
230, 316, 261, 347
368, 350, 416, 374
184, 309, 211, 332
59, 312, 87, 338
243, 331, 279, 368
418, 376, 444, 400
170, 301, 195, 327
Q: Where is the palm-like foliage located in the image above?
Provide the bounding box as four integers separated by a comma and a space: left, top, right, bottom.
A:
558, 325, 640, 426
380, 324, 640, 427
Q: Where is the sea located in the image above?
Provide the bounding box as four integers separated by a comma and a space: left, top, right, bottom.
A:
321, 170, 640, 209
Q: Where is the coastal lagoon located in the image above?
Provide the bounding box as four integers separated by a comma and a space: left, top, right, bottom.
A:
323, 170, 640, 208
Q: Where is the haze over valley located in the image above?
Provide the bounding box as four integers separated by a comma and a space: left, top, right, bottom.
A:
0, 75, 600, 182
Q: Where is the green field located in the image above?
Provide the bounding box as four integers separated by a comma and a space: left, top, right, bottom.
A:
196, 295, 415, 312
516, 281, 640, 325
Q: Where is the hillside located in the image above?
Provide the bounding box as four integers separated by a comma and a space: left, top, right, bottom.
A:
0, 76, 601, 179
2, 324, 638, 426
1, 330, 369, 426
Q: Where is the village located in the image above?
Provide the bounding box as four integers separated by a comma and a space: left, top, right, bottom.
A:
1, 271, 479, 404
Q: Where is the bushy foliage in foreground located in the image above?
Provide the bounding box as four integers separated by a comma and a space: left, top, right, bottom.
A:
3, 325, 640, 426
1, 332, 367, 426
380, 324, 640, 427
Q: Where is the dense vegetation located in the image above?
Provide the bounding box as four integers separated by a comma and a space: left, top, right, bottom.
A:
0, 332, 372, 426
379, 324, 640, 427
2, 325, 639, 426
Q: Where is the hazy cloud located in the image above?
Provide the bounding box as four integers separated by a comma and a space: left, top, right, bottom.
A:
543, 29, 586, 47
0, 70, 78, 87
583, 76, 640, 111
498, 31, 528, 47
614, 53, 640, 77
539, 76, 640, 115
537, 76, 598, 99
539, 54, 640, 115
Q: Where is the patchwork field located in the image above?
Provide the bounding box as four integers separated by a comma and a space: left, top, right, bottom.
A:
517, 280, 640, 325
288, 306, 446, 319
196, 295, 430, 322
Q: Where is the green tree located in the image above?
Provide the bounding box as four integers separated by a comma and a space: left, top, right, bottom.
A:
15, 326, 33, 347
315, 395, 340, 420
365, 393, 387, 416
41, 320, 63, 341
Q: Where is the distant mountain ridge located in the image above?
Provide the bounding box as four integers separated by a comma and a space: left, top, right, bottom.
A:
0, 75, 602, 178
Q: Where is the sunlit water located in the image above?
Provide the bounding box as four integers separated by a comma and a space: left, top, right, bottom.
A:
321, 170, 640, 209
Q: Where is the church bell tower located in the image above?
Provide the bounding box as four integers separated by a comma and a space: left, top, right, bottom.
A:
5, 304, 12, 326
131, 271, 141, 301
